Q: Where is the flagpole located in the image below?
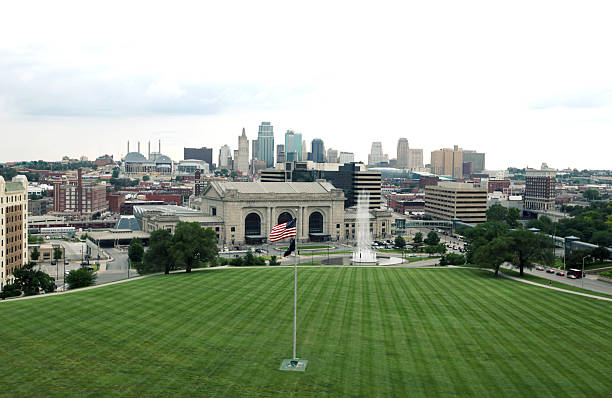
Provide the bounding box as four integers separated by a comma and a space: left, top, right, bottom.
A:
293, 215, 298, 360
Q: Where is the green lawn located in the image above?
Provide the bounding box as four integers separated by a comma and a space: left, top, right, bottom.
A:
1, 268, 611, 397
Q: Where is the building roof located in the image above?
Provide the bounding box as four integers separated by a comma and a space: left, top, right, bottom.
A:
133, 204, 200, 217
210, 181, 338, 196
124, 152, 148, 163
114, 215, 141, 231
5, 182, 26, 192
155, 155, 172, 164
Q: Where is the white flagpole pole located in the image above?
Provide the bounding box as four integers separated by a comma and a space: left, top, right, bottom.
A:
293, 215, 298, 360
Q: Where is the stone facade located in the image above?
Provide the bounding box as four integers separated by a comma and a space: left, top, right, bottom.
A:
191, 181, 346, 245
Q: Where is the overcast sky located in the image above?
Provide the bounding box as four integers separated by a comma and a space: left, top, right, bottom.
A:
1, 0, 611, 170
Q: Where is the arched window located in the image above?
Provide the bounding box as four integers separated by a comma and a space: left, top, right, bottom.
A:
309, 212, 323, 234
245, 213, 261, 236
277, 212, 293, 225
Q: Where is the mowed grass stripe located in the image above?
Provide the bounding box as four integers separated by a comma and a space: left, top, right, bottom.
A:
0, 268, 610, 398
457, 270, 603, 397
419, 271, 490, 396
439, 270, 570, 397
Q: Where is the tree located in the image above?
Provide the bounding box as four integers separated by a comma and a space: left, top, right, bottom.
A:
583, 189, 600, 201
128, 238, 144, 266
53, 246, 63, 262
487, 203, 508, 223
112, 167, 120, 178
463, 221, 509, 264
171, 222, 218, 273
269, 255, 280, 265
424, 231, 440, 246
506, 230, 554, 276
506, 208, 521, 228
142, 229, 173, 274
12, 263, 56, 296
413, 232, 423, 244
591, 246, 609, 264
66, 268, 97, 289
31, 246, 40, 262
394, 236, 406, 249
143, 175, 150, 182
474, 236, 514, 277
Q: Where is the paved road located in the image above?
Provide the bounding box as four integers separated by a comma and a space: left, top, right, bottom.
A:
507, 265, 612, 295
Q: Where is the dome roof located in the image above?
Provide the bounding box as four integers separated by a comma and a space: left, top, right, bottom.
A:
156, 155, 172, 164
124, 152, 147, 163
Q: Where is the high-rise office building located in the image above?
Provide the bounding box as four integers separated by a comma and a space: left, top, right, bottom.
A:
184, 147, 213, 165
368, 142, 389, 166
425, 182, 487, 223
524, 167, 556, 211
327, 148, 338, 163
301, 140, 307, 162
276, 144, 286, 163
236, 128, 250, 174
462, 150, 486, 173
430, 145, 463, 178
218, 145, 232, 170
284, 130, 302, 161
311, 139, 325, 163
407, 148, 424, 169
397, 138, 409, 168
0, 175, 28, 289
338, 152, 355, 164
257, 121, 274, 167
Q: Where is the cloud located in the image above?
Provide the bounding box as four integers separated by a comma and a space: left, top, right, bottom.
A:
531, 88, 612, 110
0, 50, 311, 117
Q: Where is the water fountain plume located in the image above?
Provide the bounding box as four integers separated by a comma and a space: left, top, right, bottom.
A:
352, 192, 377, 264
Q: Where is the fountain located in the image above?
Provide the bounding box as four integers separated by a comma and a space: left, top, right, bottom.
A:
351, 192, 377, 264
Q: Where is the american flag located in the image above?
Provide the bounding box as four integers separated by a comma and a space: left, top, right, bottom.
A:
269, 218, 297, 242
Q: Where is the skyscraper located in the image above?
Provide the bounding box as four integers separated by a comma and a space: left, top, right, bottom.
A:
396, 138, 409, 168
218, 144, 232, 170
462, 150, 486, 173
276, 144, 286, 163
338, 152, 355, 164
236, 128, 249, 174
284, 130, 302, 161
368, 142, 389, 166
311, 139, 325, 163
326, 148, 338, 163
407, 148, 424, 169
430, 145, 463, 178
257, 121, 275, 167
184, 147, 213, 165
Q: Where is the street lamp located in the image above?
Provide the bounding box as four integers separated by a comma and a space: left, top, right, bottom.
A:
582, 255, 589, 289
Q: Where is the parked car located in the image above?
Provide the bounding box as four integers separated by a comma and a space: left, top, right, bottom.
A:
535, 266, 544, 271
546, 269, 555, 274
51, 260, 57, 265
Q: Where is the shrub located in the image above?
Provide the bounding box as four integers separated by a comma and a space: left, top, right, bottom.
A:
440, 253, 466, 266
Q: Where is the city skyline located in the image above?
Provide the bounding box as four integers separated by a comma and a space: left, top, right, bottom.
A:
1, 1, 612, 170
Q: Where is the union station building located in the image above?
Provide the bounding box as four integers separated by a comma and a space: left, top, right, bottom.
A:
190, 181, 347, 245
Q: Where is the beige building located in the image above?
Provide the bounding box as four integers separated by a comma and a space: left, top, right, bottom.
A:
424, 182, 487, 224
191, 181, 346, 244
1, 175, 28, 289
430, 145, 463, 178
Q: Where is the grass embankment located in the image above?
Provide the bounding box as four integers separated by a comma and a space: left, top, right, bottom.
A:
460, 265, 612, 299
0, 268, 610, 397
